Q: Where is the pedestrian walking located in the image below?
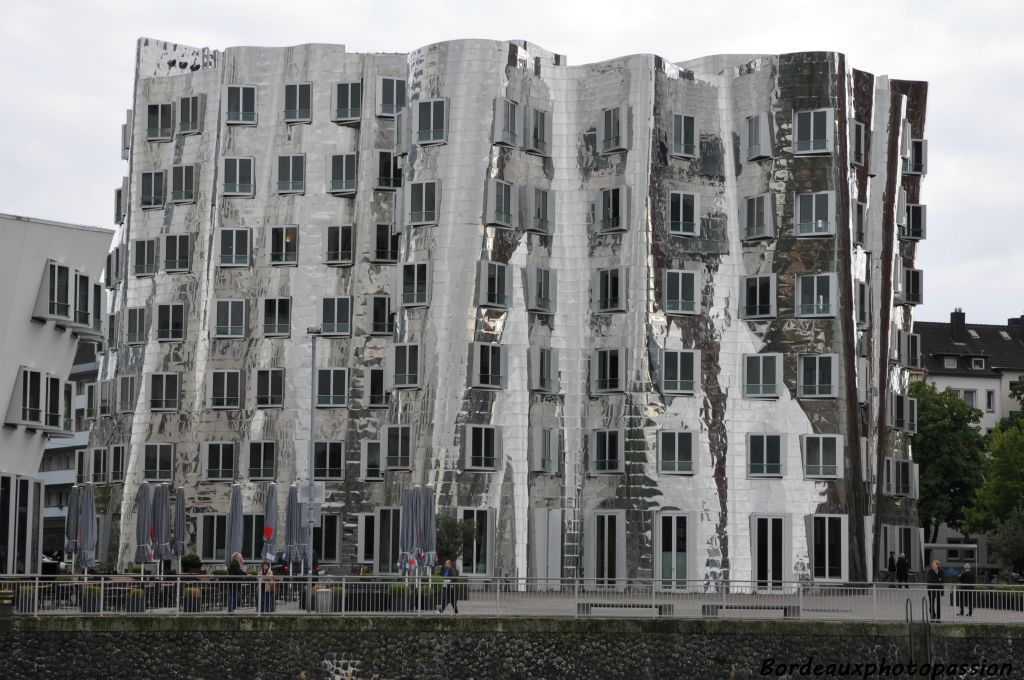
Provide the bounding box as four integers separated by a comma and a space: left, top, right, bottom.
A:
958, 563, 976, 616
896, 552, 909, 588
226, 552, 246, 612
926, 560, 944, 620
887, 552, 897, 587
437, 559, 459, 614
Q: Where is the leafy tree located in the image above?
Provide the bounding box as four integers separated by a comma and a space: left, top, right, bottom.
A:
909, 381, 985, 543
989, 509, 1024, 574
435, 513, 474, 563
967, 424, 1024, 533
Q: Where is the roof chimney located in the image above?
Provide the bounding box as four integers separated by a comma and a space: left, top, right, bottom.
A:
951, 308, 968, 342
1009, 314, 1024, 341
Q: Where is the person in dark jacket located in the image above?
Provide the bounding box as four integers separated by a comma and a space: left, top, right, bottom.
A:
958, 563, 976, 616
887, 552, 897, 586
896, 553, 910, 588
226, 552, 246, 612
926, 560, 944, 620
438, 559, 459, 614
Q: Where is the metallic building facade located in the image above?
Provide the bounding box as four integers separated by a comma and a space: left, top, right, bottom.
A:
93, 38, 927, 583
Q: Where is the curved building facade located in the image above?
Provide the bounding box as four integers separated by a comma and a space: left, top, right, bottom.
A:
91, 38, 927, 584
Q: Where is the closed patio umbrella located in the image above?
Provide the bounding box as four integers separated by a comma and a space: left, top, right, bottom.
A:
262, 483, 278, 561
134, 482, 154, 572
152, 484, 173, 567
172, 487, 186, 573
64, 485, 80, 571
284, 485, 301, 566
399, 487, 419, 573
420, 485, 437, 569
225, 484, 243, 565
78, 483, 97, 572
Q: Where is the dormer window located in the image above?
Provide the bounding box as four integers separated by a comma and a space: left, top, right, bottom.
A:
971, 358, 985, 370
943, 357, 957, 370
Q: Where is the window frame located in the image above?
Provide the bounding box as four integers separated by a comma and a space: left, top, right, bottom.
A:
747, 433, 784, 478
802, 435, 844, 479
794, 191, 835, 237
223, 157, 255, 197
398, 262, 430, 307
313, 441, 345, 480
262, 297, 291, 337
321, 296, 352, 336
408, 181, 439, 226
383, 425, 414, 470
590, 348, 626, 394
660, 349, 700, 396
179, 94, 204, 134
219, 228, 250, 267
597, 186, 628, 233
143, 443, 174, 481
254, 368, 285, 408
210, 369, 242, 410
277, 154, 306, 194
598, 105, 627, 153
477, 260, 512, 309
156, 303, 185, 342
792, 108, 833, 154
226, 85, 257, 125
268, 225, 299, 266
149, 373, 179, 411
328, 153, 357, 195
465, 425, 502, 471
664, 269, 698, 315
668, 190, 699, 235
740, 193, 774, 239
205, 442, 236, 481
415, 98, 447, 145
140, 171, 165, 209
376, 77, 406, 118
743, 353, 782, 399
589, 429, 624, 474
360, 440, 383, 481
671, 113, 697, 158
248, 442, 276, 481
213, 299, 246, 339
283, 83, 312, 123
390, 343, 421, 390
470, 342, 507, 390
316, 368, 348, 408
146, 103, 173, 141
333, 81, 362, 124
163, 234, 191, 272
741, 274, 777, 319
798, 354, 838, 399
170, 164, 196, 203
796, 273, 837, 318
659, 430, 695, 475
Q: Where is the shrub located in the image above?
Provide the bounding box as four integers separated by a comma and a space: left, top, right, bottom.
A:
183, 587, 202, 599
83, 585, 102, 598
331, 586, 345, 596
129, 587, 145, 598
388, 583, 411, 595
181, 553, 202, 572
211, 567, 228, 576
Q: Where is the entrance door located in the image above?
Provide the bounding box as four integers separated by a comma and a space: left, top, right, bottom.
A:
754, 516, 784, 589
659, 513, 688, 590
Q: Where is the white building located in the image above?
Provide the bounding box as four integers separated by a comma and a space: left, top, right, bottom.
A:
0, 213, 112, 574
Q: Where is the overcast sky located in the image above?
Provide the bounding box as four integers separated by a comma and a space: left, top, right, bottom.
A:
2, 0, 1020, 324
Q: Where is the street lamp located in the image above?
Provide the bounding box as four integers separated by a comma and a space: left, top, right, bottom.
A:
305, 325, 320, 610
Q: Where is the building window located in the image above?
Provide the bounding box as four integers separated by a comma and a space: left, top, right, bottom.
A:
986, 389, 996, 412
661, 349, 699, 395
171, 165, 196, 203
206, 442, 235, 480
140, 171, 165, 208
150, 373, 179, 411
466, 425, 501, 470
314, 514, 341, 562
591, 348, 625, 393
598, 187, 626, 232
334, 82, 361, 122
179, 95, 203, 134
671, 113, 696, 158
416, 99, 446, 144
593, 267, 626, 313
855, 202, 866, 246
237, 515, 265, 561
46, 262, 70, 317
899, 331, 921, 368
399, 262, 430, 306
659, 431, 694, 475
321, 297, 351, 336
460, 508, 493, 575
377, 77, 405, 117
284, 83, 311, 122
361, 441, 383, 480
255, 369, 284, 408
313, 441, 344, 479
73, 272, 91, 326
471, 343, 506, 389
408, 181, 438, 226
268, 225, 298, 265
223, 157, 254, 196
391, 344, 420, 389
249, 442, 275, 480
664, 270, 697, 315
365, 368, 390, 408
376, 151, 401, 189
372, 224, 399, 263
589, 430, 623, 473
744, 354, 781, 398
527, 265, 555, 314
851, 121, 866, 166
530, 188, 553, 233
487, 179, 516, 227
530, 346, 557, 393
531, 427, 559, 473
902, 269, 923, 305
111, 445, 125, 482
126, 308, 146, 344
493, 98, 519, 146
227, 85, 257, 124
384, 425, 413, 469
903, 204, 926, 240
328, 154, 356, 194
18, 369, 42, 423
370, 295, 394, 335
219, 228, 250, 267
903, 139, 928, 175
529, 108, 551, 155
96, 380, 113, 417
796, 273, 836, 317
210, 370, 241, 409
164, 234, 191, 272
793, 109, 832, 153
799, 354, 837, 398
748, 434, 782, 477
669, 191, 698, 235
214, 300, 245, 339
317, 368, 348, 407
200, 515, 227, 561
885, 459, 915, 497
146, 103, 173, 141
942, 357, 958, 370
477, 261, 511, 308
117, 375, 136, 414
599, 106, 625, 153
742, 275, 776, 318
742, 193, 773, 239
144, 444, 174, 481
321, 224, 353, 266
263, 298, 291, 336
795, 191, 834, 236
277, 155, 305, 193
156, 303, 184, 341
811, 515, 846, 580
803, 435, 842, 478
743, 112, 771, 160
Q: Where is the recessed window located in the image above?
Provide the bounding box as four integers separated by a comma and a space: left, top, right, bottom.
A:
416, 99, 446, 144
943, 357, 957, 370
529, 346, 558, 393
164, 234, 191, 272
986, 390, 996, 413
796, 273, 836, 317
376, 151, 401, 190
902, 139, 927, 175
150, 373, 179, 411
593, 267, 626, 313
408, 181, 439, 226
126, 308, 146, 344
219, 228, 250, 267
45, 262, 70, 317
171, 165, 196, 203
591, 348, 625, 393
360, 441, 383, 481
529, 108, 552, 156
803, 435, 842, 478
322, 297, 351, 336
589, 429, 623, 473
317, 369, 348, 408
399, 262, 430, 306
144, 444, 174, 481
391, 344, 421, 389
333, 82, 361, 123
899, 331, 921, 369
466, 425, 501, 470
364, 368, 390, 408
370, 295, 394, 335
377, 77, 406, 117
477, 261, 511, 308
111, 445, 126, 482
17, 369, 43, 424
117, 375, 136, 414
793, 108, 832, 154
659, 431, 694, 474
661, 349, 699, 396
278, 155, 305, 194
664, 270, 697, 315
329, 154, 357, 194
493, 98, 520, 146
487, 179, 516, 228
855, 202, 866, 245
156, 303, 185, 341
384, 425, 414, 469
372, 224, 400, 263
795, 191, 834, 236
799, 354, 837, 399
284, 83, 311, 122
206, 442, 235, 481
140, 171, 165, 208
741, 274, 776, 319
599, 106, 626, 153
179, 95, 203, 134
255, 368, 284, 408
743, 112, 772, 160
227, 85, 257, 124
903, 204, 926, 240
741, 194, 773, 239
744, 354, 781, 398
902, 269, 923, 306
811, 515, 846, 580
530, 188, 553, 233
263, 298, 290, 336
210, 370, 241, 409
223, 157, 254, 196
531, 427, 560, 474
669, 191, 698, 235
249, 442, 276, 480
314, 441, 344, 479
326, 225, 354, 265
598, 187, 627, 232
671, 113, 696, 158
748, 434, 782, 477
147, 103, 173, 141
971, 357, 986, 370
471, 343, 506, 389
851, 121, 866, 166
884, 458, 915, 497
526, 265, 555, 314
268, 225, 298, 265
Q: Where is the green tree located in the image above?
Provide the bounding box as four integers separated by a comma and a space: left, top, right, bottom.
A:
989, 509, 1024, 574
909, 381, 985, 543
435, 513, 474, 563
967, 424, 1024, 533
